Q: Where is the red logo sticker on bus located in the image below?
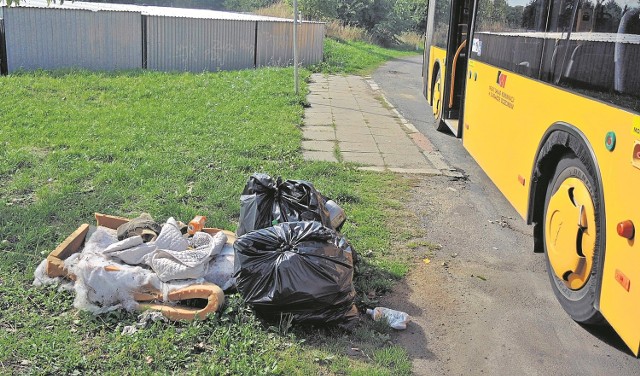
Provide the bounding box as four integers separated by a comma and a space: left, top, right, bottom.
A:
497, 71, 507, 88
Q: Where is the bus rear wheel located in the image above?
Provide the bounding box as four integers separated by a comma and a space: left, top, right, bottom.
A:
543, 154, 604, 324
432, 70, 448, 132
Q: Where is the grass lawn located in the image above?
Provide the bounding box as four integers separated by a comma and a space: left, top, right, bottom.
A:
315, 39, 421, 76
0, 40, 424, 375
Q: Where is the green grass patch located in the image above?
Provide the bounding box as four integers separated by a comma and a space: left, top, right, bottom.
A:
0, 51, 422, 373
312, 38, 420, 76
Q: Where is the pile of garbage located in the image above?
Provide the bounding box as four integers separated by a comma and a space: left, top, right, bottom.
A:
34, 173, 359, 329
234, 174, 357, 329
34, 213, 233, 321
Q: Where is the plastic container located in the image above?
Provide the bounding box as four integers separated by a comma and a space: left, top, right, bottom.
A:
188, 215, 207, 235
325, 199, 346, 230
366, 307, 410, 330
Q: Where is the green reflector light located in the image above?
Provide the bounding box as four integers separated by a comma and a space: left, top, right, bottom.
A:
605, 132, 616, 151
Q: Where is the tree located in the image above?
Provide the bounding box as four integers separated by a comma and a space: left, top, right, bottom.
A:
224, 0, 277, 12
289, 0, 338, 20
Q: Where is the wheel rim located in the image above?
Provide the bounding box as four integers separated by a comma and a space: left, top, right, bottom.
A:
433, 75, 442, 120
545, 177, 596, 290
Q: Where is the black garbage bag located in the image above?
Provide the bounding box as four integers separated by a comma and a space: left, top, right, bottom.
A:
236, 173, 333, 236
234, 221, 359, 330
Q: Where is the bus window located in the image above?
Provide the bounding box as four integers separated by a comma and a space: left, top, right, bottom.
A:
547, 0, 577, 32
434, 0, 452, 48
545, 1, 640, 113
471, 0, 546, 78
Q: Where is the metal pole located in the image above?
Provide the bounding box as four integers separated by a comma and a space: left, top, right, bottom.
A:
293, 0, 299, 95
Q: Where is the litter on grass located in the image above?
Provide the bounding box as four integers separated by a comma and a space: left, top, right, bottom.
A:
234, 221, 359, 330
365, 307, 411, 330
35, 213, 232, 321
236, 173, 346, 236
35, 176, 354, 328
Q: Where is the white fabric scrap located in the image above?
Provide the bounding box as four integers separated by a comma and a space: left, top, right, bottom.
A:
60, 226, 157, 314
190, 231, 212, 248
84, 225, 119, 251
121, 311, 168, 335
151, 231, 227, 282
103, 236, 144, 253
69, 250, 163, 314
204, 243, 235, 290
103, 237, 157, 266
154, 217, 188, 252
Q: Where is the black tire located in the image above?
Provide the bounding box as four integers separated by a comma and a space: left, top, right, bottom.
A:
543, 154, 604, 325
432, 69, 448, 132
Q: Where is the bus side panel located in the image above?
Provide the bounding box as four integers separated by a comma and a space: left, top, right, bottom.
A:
464, 58, 640, 354
600, 123, 640, 355
462, 59, 537, 218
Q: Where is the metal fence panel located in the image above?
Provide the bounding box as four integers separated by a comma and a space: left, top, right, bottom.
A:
3, 7, 141, 73
0, 18, 7, 75
299, 23, 325, 65
256, 21, 324, 68
146, 16, 255, 72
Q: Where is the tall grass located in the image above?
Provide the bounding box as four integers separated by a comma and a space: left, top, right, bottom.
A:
326, 20, 372, 42
398, 31, 425, 51
253, 1, 293, 18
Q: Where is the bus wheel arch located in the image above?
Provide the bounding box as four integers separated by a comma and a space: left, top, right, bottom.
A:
528, 124, 606, 324
430, 62, 447, 131
429, 62, 441, 107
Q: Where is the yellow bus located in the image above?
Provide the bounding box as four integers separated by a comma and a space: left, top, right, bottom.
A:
423, 0, 640, 355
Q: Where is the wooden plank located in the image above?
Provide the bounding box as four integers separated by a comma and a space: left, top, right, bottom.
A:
45, 223, 89, 278
45, 256, 66, 278
48, 223, 90, 260
95, 212, 130, 229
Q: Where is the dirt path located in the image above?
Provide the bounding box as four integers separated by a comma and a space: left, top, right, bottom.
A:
373, 56, 640, 375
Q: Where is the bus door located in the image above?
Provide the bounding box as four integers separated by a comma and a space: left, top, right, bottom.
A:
441, 0, 473, 136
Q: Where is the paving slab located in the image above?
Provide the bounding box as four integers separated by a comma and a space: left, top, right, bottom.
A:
304, 112, 333, 126
339, 141, 380, 153
303, 150, 338, 163
335, 132, 376, 144
302, 140, 335, 152
302, 127, 335, 141
376, 142, 422, 155
305, 107, 332, 116
334, 124, 369, 134
371, 127, 406, 138
303, 74, 456, 174
342, 152, 385, 166
383, 153, 432, 169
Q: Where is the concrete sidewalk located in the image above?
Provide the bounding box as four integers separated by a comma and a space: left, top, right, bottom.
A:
302, 74, 460, 176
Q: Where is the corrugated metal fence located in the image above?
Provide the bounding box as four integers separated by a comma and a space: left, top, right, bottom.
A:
3, 7, 141, 72
0, 6, 324, 74
0, 17, 6, 75
146, 16, 256, 72
257, 21, 324, 67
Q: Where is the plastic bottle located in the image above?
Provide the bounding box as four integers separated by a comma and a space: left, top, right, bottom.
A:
366, 307, 410, 330
188, 215, 207, 235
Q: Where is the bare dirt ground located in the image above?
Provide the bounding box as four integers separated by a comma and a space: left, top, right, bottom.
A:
373, 56, 640, 375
